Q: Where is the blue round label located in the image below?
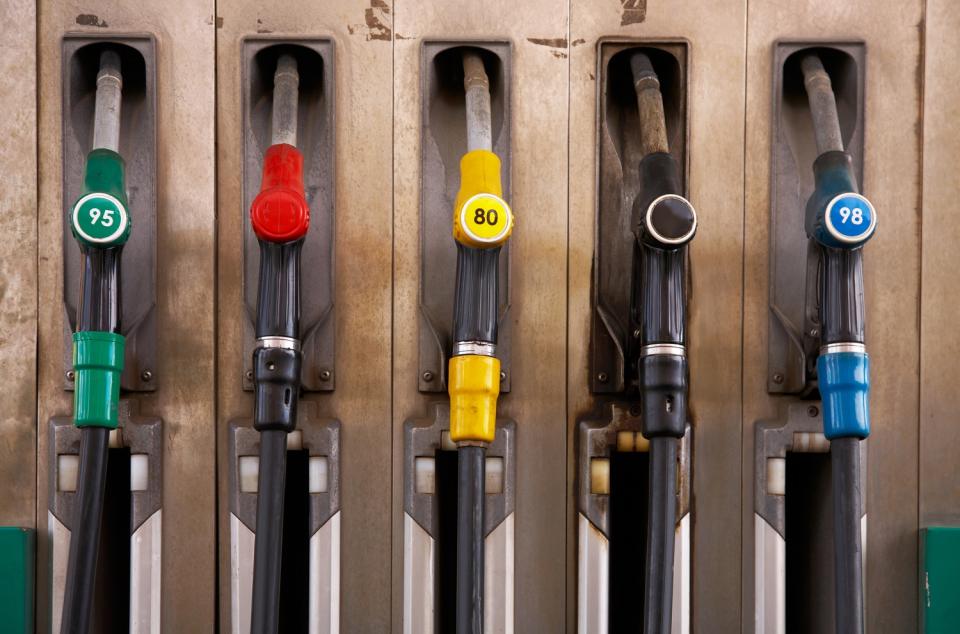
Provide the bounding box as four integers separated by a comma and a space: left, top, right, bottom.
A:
824, 193, 876, 244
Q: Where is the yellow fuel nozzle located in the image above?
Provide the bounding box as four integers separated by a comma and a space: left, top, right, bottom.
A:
453, 150, 514, 249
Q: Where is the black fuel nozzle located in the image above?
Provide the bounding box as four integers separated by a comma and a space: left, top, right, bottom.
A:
628, 52, 696, 441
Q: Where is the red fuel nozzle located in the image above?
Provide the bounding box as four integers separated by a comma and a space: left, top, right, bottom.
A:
250, 143, 309, 242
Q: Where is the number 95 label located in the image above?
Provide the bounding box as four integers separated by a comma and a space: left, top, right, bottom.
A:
457, 193, 513, 247
72, 192, 129, 246
824, 193, 877, 245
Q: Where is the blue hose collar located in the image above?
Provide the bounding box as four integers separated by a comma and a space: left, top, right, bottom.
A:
818, 351, 870, 440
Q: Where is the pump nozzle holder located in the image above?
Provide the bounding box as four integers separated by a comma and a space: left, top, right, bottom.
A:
251, 143, 310, 243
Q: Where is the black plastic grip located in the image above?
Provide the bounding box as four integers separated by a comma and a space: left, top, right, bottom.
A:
452, 244, 500, 345
820, 247, 865, 345
252, 346, 302, 433
255, 240, 303, 339
632, 245, 686, 345
639, 354, 687, 438
77, 247, 122, 333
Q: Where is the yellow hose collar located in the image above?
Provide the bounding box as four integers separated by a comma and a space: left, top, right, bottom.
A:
448, 354, 500, 443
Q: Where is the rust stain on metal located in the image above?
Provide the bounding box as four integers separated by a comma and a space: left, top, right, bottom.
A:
75, 14, 108, 28
620, 0, 646, 26
256, 18, 273, 34
551, 51, 568, 59
528, 37, 568, 48
572, 38, 586, 47
349, 0, 392, 41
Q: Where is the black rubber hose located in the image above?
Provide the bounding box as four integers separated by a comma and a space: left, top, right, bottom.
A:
60, 426, 110, 634
456, 445, 485, 634
831, 437, 865, 634
644, 436, 677, 634
251, 430, 289, 634
61, 246, 122, 634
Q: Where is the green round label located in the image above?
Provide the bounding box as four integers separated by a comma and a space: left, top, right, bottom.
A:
72, 192, 128, 245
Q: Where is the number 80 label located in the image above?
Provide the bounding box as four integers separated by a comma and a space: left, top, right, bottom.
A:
457, 193, 514, 247
72, 192, 129, 246
824, 192, 877, 245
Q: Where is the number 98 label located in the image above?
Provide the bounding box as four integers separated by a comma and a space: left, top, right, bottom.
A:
72, 192, 129, 246
824, 193, 876, 244
458, 193, 513, 246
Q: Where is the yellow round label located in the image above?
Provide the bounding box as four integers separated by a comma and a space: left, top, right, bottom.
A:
458, 193, 513, 246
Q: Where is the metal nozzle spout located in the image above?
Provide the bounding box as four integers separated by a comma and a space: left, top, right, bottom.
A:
272, 54, 300, 147
93, 50, 122, 152
800, 54, 844, 155
630, 52, 669, 156
463, 51, 493, 152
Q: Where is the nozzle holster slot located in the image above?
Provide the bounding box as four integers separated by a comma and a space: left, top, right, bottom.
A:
767, 42, 865, 395
418, 41, 513, 393
61, 35, 157, 392
241, 38, 335, 392
592, 40, 689, 394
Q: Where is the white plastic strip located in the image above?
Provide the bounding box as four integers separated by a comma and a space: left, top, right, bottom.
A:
577, 513, 609, 634
309, 512, 340, 633
49, 511, 70, 634
672, 512, 691, 634
130, 454, 149, 492
130, 510, 162, 633
230, 513, 255, 634
57, 454, 79, 492
766, 458, 786, 496
754, 514, 786, 634
484, 512, 514, 634
403, 513, 435, 634
309, 456, 329, 494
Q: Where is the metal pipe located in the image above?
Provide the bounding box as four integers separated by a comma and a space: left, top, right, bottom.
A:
800, 54, 844, 154
93, 51, 122, 152
463, 51, 492, 152
271, 54, 299, 147
630, 52, 669, 156
831, 438, 865, 634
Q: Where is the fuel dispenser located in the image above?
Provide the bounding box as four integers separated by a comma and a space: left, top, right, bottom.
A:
403, 43, 517, 634
50, 37, 162, 634
755, 43, 873, 633
226, 42, 341, 634
577, 43, 694, 634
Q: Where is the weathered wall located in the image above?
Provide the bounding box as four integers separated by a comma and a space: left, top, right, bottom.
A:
0, 0, 955, 631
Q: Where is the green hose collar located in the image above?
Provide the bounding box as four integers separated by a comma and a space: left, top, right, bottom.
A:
72, 331, 125, 429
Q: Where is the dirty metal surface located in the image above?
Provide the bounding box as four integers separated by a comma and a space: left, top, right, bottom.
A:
36, 1, 218, 631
